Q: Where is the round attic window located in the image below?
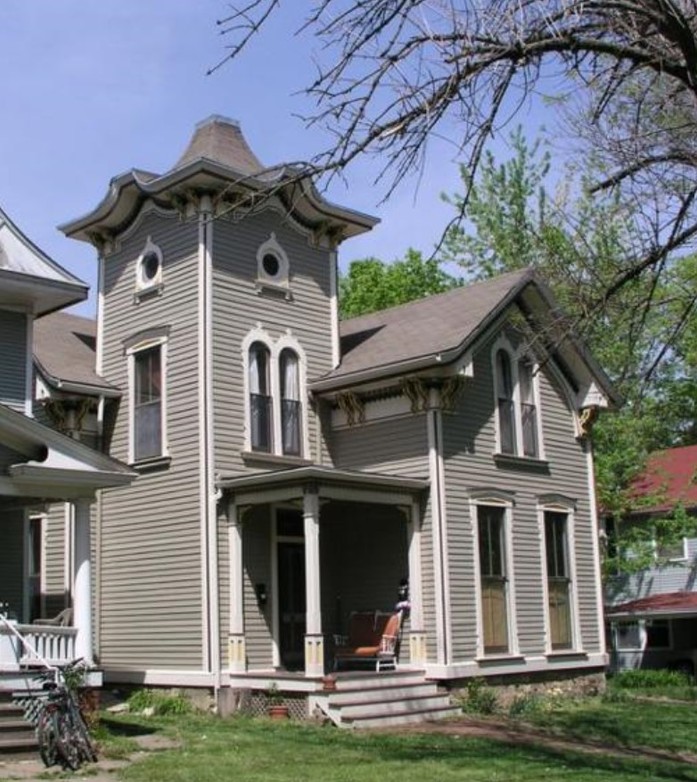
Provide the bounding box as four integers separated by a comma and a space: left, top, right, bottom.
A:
262, 253, 280, 279
141, 252, 160, 282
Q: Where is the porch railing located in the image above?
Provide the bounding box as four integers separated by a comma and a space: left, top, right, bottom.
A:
0, 621, 77, 670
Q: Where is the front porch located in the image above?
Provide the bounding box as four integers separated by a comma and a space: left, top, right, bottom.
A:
220, 466, 431, 680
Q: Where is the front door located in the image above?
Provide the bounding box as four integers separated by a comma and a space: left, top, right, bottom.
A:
276, 510, 305, 670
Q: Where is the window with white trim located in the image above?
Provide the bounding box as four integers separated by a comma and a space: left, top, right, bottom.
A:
26, 514, 44, 622
544, 510, 573, 650
477, 504, 510, 654
256, 233, 290, 292
279, 348, 301, 456
492, 339, 542, 458
249, 341, 273, 453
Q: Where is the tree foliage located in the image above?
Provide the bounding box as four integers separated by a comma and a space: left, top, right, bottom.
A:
215, 0, 697, 346
339, 249, 461, 319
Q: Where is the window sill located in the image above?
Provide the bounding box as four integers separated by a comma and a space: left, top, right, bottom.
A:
545, 650, 588, 661
130, 455, 171, 473
493, 453, 550, 472
133, 283, 164, 303
241, 451, 312, 468
254, 281, 293, 301
475, 654, 525, 665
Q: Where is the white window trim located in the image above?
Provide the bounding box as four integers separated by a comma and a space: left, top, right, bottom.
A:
241, 327, 308, 458
470, 495, 519, 658
135, 236, 164, 293
125, 331, 169, 465
23, 511, 46, 622
256, 233, 290, 292
491, 335, 545, 460
538, 500, 581, 654
653, 536, 688, 563
612, 619, 673, 652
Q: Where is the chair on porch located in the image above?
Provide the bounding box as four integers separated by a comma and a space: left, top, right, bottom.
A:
333, 610, 403, 672
32, 607, 72, 627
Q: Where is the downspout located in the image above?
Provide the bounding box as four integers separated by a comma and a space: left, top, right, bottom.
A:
198, 197, 221, 695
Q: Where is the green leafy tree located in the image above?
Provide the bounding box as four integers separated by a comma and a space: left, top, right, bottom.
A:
339, 249, 461, 319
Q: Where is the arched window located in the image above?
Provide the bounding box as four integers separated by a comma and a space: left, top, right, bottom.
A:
518, 358, 538, 457
495, 349, 516, 455
249, 342, 272, 452
279, 349, 301, 456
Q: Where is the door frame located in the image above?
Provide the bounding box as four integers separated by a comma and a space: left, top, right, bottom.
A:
270, 504, 305, 669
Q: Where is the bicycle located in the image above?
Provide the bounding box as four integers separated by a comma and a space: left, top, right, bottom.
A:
35, 659, 98, 770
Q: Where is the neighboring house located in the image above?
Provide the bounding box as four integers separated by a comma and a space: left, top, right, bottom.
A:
40, 114, 618, 719
605, 445, 697, 676
0, 206, 134, 683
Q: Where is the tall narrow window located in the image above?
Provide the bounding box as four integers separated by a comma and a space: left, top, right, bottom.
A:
249, 342, 273, 452
495, 350, 516, 454
545, 511, 573, 650
134, 346, 162, 460
280, 349, 301, 456
28, 516, 43, 621
518, 358, 538, 457
478, 505, 509, 654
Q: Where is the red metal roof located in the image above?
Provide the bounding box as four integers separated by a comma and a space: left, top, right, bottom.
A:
630, 444, 697, 513
607, 591, 697, 617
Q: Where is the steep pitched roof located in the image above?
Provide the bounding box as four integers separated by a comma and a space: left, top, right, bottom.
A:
33, 311, 119, 396
630, 445, 697, 513
0, 205, 87, 315
174, 115, 264, 175
60, 116, 378, 243
312, 268, 618, 404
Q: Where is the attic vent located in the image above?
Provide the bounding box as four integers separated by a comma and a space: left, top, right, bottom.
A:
256, 233, 290, 298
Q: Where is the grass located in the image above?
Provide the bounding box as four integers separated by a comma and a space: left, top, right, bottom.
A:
96, 700, 697, 782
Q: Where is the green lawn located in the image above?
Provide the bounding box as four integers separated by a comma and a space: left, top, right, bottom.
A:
99, 700, 697, 782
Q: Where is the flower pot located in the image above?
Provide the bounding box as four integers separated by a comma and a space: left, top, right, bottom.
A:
268, 704, 290, 720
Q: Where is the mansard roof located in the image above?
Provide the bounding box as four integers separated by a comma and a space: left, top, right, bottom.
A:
60, 115, 378, 244
0, 205, 87, 315
33, 311, 119, 396
312, 268, 620, 408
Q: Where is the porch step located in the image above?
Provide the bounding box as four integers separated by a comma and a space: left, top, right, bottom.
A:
317, 671, 460, 729
0, 694, 37, 756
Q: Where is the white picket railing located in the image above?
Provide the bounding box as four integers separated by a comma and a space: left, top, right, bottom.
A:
0, 621, 76, 670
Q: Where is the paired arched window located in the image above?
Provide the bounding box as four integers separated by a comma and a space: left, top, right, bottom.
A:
247, 338, 304, 457
493, 343, 541, 458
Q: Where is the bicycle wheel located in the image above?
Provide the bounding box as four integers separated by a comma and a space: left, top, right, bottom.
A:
55, 710, 81, 771
37, 707, 59, 768
71, 707, 97, 763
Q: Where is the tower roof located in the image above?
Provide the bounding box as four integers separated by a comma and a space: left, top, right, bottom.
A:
173, 115, 263, 175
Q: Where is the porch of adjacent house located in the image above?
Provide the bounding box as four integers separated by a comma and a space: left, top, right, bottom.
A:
0, 498, 98, 692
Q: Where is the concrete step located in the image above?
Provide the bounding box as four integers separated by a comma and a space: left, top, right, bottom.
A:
343, 704, 460, 729
336, 693, 454, 719
0, 735, 38, 755
331, 671, 427, 691
327, 683, 441, 705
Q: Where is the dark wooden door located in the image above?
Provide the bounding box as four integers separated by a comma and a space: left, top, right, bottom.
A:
278, 541, 305, 670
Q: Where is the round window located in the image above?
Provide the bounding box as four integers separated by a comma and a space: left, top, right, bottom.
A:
262, 253, 280, 278
141, 252, 160, 282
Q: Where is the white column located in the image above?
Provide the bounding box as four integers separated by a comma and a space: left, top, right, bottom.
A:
73, 498, 93, 664
303, 488, 324, 676
228, 500, 246, 672
407, 500, 428, 666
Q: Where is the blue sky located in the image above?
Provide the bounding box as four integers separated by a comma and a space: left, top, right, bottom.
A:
0, 2, 544, 315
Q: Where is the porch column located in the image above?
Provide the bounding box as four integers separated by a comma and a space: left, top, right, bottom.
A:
407, 500, 427, 665
227, 499, 246, 672
303, 488, 324, 676
73, 498, 93, 664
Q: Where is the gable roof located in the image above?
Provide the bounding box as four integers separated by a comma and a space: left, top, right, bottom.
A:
312, 268, 619, 404
0, 205, 87, 315
33, 311, 119, 396
629, 445, 697, 514
60, 115, 378, 244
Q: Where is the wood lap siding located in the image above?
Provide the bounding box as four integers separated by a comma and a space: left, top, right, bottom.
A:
211, 212, 334, 475
0, 310, 27, 411
98, 210, 203, 670
443, 337, 601, 662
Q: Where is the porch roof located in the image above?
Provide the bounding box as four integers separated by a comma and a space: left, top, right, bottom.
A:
606, 591, 697, 620
218, 465, 428, 505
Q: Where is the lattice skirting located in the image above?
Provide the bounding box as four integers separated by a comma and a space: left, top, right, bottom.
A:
241, 692, 308, 721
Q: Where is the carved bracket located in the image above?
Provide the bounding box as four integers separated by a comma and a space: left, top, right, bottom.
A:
578, 405, 599, 438
336, 391, 365, 426
441, 376, 466, 412
402, 377, 430, 413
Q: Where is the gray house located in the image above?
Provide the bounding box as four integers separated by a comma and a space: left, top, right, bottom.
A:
36, 115, 617, 723
0, 206, 133, 684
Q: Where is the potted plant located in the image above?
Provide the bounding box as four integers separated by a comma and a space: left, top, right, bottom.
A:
266, 683, 289, 720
